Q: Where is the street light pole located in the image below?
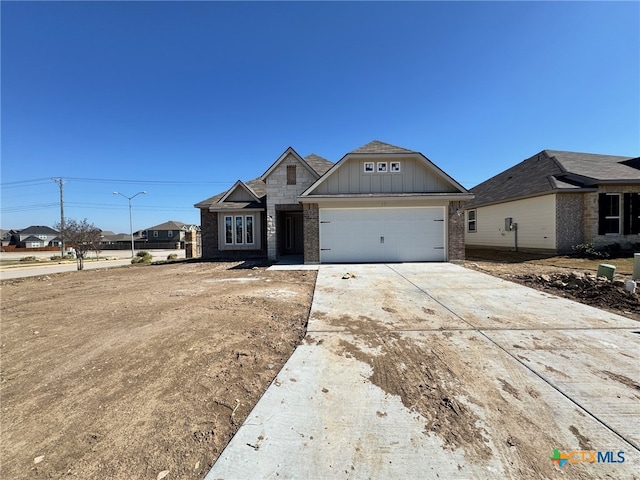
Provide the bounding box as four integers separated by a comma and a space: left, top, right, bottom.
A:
113, 191, 147, 258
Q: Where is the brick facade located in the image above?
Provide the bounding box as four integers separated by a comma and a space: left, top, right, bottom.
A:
303, 203, 319, 263
556, 193, 584, 253
200, 209, 218, 259
584, 185, 640, 250
447, 201, 465, 263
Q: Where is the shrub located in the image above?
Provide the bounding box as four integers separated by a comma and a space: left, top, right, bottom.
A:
167, 253, 178, 260
572, 243, 609, 259
50, 255, 61, 261
20, 256, 37, 262
131, 251, 152, 264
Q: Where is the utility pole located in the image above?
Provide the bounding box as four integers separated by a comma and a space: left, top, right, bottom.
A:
52, 178, 67, 257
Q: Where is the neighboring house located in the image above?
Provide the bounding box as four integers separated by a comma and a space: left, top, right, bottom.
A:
100, 232, 142, 246
465, 150, 640, 254
196, 141, 472, 264
140, 221, 198, 243
1, 230, 15, 247
10, 226, 61, 248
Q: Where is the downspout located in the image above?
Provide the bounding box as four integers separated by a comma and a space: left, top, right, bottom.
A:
513, 223, 518, 252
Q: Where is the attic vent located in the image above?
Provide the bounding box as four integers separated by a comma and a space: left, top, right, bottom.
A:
287, 165, 296, 185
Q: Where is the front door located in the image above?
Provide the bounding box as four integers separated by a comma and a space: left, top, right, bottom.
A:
282, 212, 304, 255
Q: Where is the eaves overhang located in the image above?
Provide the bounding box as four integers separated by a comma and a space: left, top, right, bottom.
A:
466, 188, 598, 210
298, 193, 474, 203
208, 204, 265, 212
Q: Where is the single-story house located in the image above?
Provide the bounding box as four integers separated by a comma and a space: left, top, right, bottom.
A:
195, 140, 473, 264
465, 150, 640, 254
9, 226, 61, 248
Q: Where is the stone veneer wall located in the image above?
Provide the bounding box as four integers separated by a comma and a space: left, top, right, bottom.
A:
265, 153, 318, 260
303, 203, 319, 263
448, 201, 465, 263
555, 193, 584, 253
584, 185, 640, 249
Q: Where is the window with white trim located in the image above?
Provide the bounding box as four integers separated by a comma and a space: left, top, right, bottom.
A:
467, 209, 477, 232
224, 215, 255, 245
168, 230, 173, 238
390, 162, 401, 172
153, 230, 159, 238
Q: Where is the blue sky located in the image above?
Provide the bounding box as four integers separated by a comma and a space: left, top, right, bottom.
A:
2, 1, 638, 233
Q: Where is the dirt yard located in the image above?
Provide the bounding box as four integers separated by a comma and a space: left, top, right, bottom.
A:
466, 249, 640, 321
0, 261, 316, 479
2, 252, 637, 479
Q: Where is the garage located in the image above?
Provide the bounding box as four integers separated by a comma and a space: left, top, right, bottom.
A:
319, 207, 446, 263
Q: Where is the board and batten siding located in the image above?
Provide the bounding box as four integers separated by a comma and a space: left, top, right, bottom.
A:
313, 156, 455, 195
465, 194, 556, 251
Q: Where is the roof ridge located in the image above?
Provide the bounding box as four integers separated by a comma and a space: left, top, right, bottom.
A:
349, 140, 414, 154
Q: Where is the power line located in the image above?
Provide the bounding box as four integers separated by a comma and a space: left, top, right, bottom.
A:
1, 202, 196, 213
1, 203, 59, 213
0, 177, 52, 186
1, 177, 235, 187
0, 179, 55, 189
66, 177, 233, 185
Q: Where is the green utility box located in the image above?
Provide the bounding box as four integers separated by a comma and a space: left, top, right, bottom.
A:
596, 264, 616, 280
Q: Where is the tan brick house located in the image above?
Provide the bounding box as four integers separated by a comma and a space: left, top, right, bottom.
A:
195, 141, 472, 264
465, 150, 640, 254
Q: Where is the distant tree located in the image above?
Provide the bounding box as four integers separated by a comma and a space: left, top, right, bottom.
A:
54, 219, 102, 270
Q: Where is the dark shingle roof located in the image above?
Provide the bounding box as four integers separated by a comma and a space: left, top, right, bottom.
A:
304, 154, 333, 175
468, 150, 639, 208
22, 235, 45, 242
349, 140, 414, 154
546, 150, 639, 181
145, 220, 188, 231
195, 178, 266, 209
20, 225, 59, 235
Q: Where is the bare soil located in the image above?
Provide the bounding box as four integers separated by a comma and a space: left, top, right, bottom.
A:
2, 253, 637, 479
466, 249, 640, 321
0, 261, 316, 479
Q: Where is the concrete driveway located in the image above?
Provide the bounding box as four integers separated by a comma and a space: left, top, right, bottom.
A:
207, 263, 639, 479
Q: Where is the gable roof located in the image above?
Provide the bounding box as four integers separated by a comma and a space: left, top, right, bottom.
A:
194, 178, 267, 209
349, 140, 414, 154
301, 141, 470, 197
195, 149, 332, 210
145, 220, 189, 231
219, 180, 262, 203
468, 150, 639, 208
20, 225, 59, 235
261, 147, 324, 181
22, 235, 45, 242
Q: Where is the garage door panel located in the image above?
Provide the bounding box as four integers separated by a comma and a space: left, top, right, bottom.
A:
319, 207, 445, 263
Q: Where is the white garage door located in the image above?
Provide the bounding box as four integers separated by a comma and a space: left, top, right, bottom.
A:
319, 207, 446, 263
